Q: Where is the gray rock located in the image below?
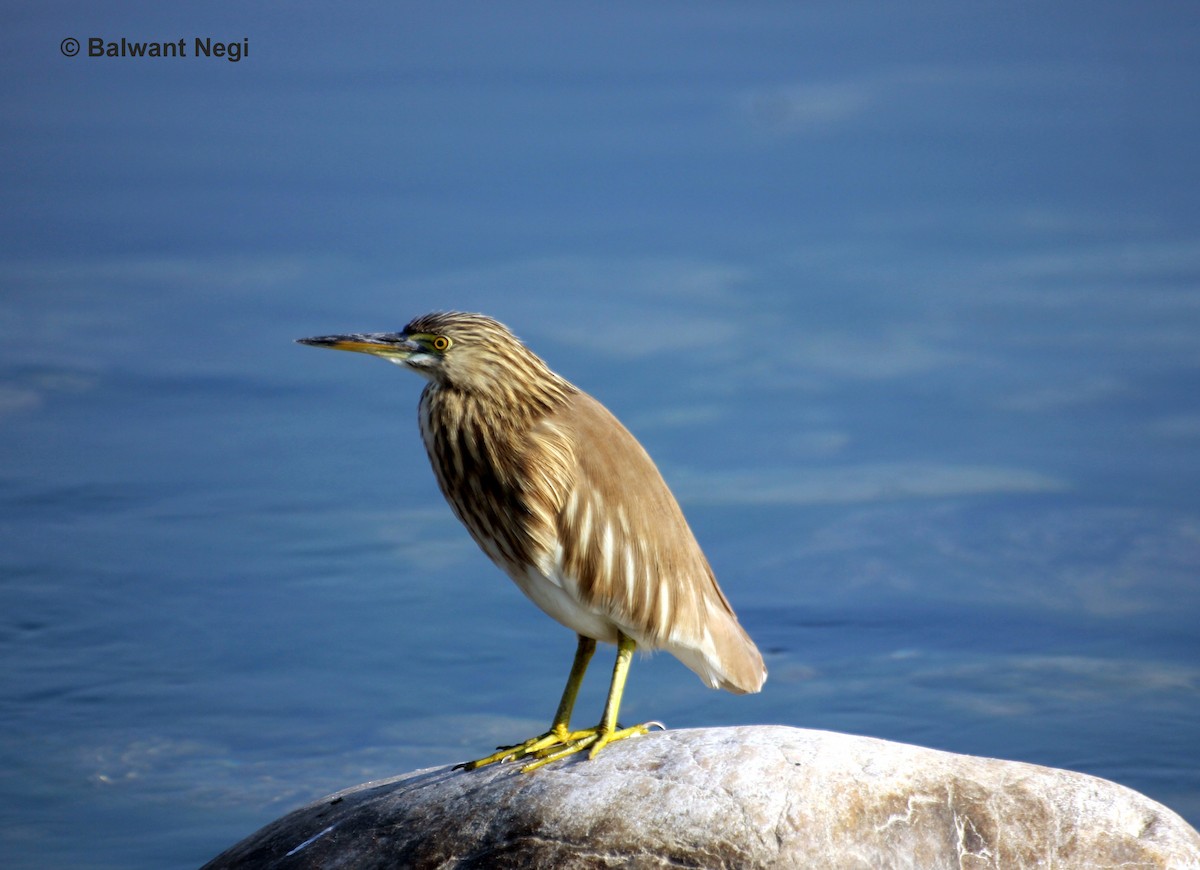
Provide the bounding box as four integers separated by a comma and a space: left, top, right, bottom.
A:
203, 726, 1200, 869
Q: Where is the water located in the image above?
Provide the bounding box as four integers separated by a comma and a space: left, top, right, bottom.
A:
3, 3, 1199, 867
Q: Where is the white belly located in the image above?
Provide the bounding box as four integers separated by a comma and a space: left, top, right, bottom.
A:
509, 561, 729, 691
509, 565, 620, 644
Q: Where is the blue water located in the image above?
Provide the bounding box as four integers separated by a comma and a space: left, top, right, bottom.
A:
3, 3, 1199, 867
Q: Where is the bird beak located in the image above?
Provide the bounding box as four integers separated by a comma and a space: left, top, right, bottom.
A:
296, 332, 417, 359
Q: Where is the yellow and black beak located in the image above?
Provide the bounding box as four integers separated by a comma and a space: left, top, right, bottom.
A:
296, 332, 417, 359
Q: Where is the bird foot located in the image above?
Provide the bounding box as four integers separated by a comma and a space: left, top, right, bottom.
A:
453, 723, 575, 771
519, 721, 650, 772
453, 721, 666, 773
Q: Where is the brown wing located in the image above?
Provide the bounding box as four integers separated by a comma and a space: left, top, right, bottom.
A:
528, 391, 765, 694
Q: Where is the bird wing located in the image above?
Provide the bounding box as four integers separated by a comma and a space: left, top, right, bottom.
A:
526, 391, 765, 694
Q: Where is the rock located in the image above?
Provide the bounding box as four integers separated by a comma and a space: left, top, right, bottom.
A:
203, 725, 1200, 869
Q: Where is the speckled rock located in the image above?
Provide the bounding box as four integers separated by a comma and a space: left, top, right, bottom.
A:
202, 725, 1200, 869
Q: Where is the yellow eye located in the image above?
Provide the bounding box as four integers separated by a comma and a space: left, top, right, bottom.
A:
431, 335, 451, 352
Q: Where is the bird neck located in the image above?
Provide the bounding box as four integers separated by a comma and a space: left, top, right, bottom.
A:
430, 352, 575, 416
421, 375, 575, 456
426, 375, 571, 427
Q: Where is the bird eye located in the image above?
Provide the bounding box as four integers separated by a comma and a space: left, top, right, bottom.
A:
432, 335, 451, 352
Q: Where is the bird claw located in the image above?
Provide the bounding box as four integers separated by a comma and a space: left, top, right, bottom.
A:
522, 721, 658, 772
455, 720, 662, 773
454, 724, 574, 771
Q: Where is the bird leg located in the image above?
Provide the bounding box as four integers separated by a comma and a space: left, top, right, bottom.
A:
454, 632, 657, 773
454, 634, 596, 771
520, 631, 653, 772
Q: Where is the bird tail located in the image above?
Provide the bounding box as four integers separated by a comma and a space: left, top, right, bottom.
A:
668, 612, 767, 695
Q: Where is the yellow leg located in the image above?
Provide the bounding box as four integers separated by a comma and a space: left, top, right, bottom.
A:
520, 632, 653, 772
454, 632, 659, 773
454, 634, 595, 771
550, 634, 596, 730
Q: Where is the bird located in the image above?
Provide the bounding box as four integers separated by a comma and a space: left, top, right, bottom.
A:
298, 312, 765, 771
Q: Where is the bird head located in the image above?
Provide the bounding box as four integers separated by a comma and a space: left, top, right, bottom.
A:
298, 311, 561, 396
